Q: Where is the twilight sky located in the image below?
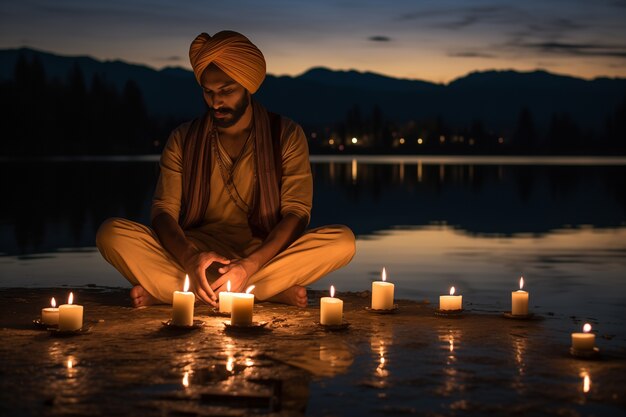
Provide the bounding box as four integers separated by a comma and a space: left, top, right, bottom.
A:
1, 0, 625, 83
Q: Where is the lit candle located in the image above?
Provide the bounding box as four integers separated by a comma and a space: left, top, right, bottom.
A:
172, 275, 195, 326
231, 285, 255, 326
320, 285, 343, 325
572, 323, 596, 351
41, 297, 59, 325
372, 267, 394, 310
58, 292, 83, 331
511, 276, 529, 315
439, 286, 462, 311
219, 280, 234, 313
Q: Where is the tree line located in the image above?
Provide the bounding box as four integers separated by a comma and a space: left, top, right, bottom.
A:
0, 54, 179, 156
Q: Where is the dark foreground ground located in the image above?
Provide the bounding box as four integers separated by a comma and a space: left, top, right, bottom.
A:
0, 287, 624, 416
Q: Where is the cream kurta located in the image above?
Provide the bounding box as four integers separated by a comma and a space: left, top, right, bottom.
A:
97, 116, 355, 303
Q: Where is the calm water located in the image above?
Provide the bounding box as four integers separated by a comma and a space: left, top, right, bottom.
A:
1, 156, 625, 329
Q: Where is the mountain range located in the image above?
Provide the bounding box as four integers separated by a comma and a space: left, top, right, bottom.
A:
1, 47, 625, 133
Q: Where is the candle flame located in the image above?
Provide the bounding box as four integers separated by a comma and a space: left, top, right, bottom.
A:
449, 286, 455, 296
382, 267, 387, 282
68, 292, 74, 305
245, 285, 255, 294
226, 356, 234, 372
67, 359, 73, 369
183, 274, 190, 292
51, 297, 56, 308
182, 372, 189, 388
583, 374, 591, 393
330, 285, 335, 298
519, 276, 524, 290
227, 280, 231, 292
583, 323, 592, 333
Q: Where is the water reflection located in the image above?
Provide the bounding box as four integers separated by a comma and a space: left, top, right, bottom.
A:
437, 328, 462, 396
511, 335, 528, 393
2, 159, 625, 255
579, 368, 591, 394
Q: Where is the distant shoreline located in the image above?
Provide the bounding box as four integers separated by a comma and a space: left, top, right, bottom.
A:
2, 154, 626, 165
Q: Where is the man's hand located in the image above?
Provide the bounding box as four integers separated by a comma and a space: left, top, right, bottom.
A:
182, 250, 230, 306
211, 258, 260, 294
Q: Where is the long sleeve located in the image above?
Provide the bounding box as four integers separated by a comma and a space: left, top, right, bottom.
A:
150, 123, 188, 223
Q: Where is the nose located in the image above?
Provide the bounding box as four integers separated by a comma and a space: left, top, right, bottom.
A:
204, 92, 223, 108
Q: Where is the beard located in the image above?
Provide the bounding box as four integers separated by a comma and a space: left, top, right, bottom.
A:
210, 91, 250, 128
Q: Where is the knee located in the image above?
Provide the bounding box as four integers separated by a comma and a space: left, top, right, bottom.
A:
329, 225, 356, 262
96, 217, 125, 252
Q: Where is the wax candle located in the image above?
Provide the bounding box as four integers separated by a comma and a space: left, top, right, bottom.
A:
231, 285, 255, 326
511, 276, 529, 315
172, 275, 195, 326
219, 280, 234, 313
320, 285, 343, 325
439, 286, 462, 311
59, 292, 83, 331
41, 297, 59, 325
372, 267, 395, 310
571, 323, 596, 351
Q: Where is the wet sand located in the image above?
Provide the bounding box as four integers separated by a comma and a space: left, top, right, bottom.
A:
0, 287, 624, 416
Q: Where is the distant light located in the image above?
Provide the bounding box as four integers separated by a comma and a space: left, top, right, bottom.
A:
439, 135, 445, 143
351, 137, 358, 144
469, 138, 475, 146
339, 144, 345, 151
311, 132, 318, 139
328, 139, 335, 145
498, 137, 504, 144
417, 138, 423, 145
399, 138, 405, 145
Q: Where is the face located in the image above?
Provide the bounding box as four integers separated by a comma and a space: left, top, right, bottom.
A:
200, 64, 250, 128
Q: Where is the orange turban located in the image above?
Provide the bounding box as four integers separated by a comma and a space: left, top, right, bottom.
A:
189, 31, 266, 94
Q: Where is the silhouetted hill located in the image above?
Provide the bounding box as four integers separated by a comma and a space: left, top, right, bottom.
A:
1, 47, 625, 135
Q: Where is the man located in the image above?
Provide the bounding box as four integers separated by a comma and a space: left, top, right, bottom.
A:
96, 31, 355, 308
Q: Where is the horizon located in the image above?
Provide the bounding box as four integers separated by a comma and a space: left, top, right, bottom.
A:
5, 45, 626, 86
1, 1, 625, 84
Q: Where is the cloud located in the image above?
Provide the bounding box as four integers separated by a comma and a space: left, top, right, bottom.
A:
448, 51, 497, 58
155, 55, 182, 62
515, 41, 626, 59
368, 36, 391, 42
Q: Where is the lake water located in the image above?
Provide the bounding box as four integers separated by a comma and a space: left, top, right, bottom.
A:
1, 156, 625, 338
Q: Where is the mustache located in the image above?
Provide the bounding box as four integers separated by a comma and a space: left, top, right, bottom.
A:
211, 107, 233, 115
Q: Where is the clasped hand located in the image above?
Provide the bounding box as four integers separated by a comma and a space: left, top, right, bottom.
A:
183, 250, 257, 306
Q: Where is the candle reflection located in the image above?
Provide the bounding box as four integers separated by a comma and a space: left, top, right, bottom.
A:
579, 369, 591, 394
66, 355, 77, 378
226, 356, 235, 373
182, 371, 189, 388
351, 159, 358, 183
375, 339, 389, 378
511, 335, 528, 393
437, 329, 461, 396
417, 160, 423, 182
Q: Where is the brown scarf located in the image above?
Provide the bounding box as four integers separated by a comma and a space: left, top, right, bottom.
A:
179, 100, 282, 239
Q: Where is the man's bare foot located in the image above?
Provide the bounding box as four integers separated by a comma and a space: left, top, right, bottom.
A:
130, 285, 158, 307
266, 286, 307, 308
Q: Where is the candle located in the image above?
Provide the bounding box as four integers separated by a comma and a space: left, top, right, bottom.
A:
41, 297, 59, 325
320, 285, 343, 325
439, 286, 462, 311
511, 276, 529, 315
231, 285, 255, 326
372, 267, 395, 310
219, 280, 234, 313
59, 292, 83, 331
172, 275, 195, 326
572, 323, 596, 351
